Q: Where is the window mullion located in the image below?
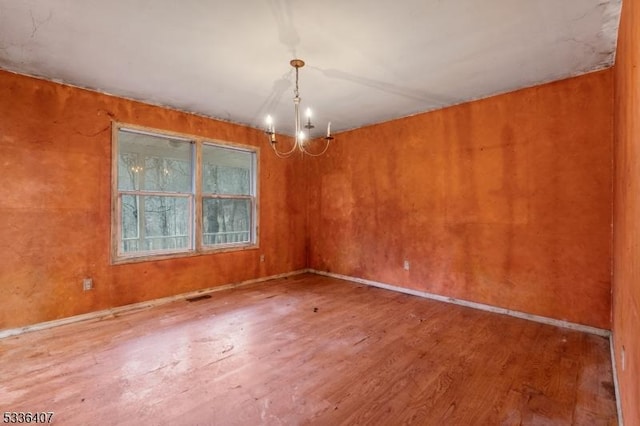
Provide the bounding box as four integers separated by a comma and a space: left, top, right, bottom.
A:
120, 190, 192, 197
137, 153, 146, 252
202, 194, 253, 200
195, 141, 203, 251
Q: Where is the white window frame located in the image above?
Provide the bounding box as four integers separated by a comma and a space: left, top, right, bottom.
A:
111, 123, 259, 264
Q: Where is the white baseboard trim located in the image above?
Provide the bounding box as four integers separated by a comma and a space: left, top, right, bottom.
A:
2, 268, 611, 340
610, 338, 625, 426
0, 269, 308, 340
310, 269, 611, 338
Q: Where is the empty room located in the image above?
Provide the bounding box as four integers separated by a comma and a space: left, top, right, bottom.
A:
0, 0, 638, 425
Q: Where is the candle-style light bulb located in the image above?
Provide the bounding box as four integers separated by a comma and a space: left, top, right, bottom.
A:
265, 115, 276, 143
327, 121, 331, 137
303, 107, 314, 131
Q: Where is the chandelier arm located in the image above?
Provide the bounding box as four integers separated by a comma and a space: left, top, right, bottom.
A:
299, 139, 332, 157
271, 139, 299, 157
271, 146, 297, 158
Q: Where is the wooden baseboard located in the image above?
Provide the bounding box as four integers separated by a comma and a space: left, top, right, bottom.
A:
610, 338, 625, 425
0, 269, 308, 340
309, 269, 611, 338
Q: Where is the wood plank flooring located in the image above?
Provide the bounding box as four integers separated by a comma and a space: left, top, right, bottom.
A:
0, 274, 617, 425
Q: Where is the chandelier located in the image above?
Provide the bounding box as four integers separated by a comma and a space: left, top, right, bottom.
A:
265, 59, 333, 157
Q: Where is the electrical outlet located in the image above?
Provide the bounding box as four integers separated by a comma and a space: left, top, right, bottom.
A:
82, 278, 93, 291
403, 260, 410, 271
260, 254, 265, 262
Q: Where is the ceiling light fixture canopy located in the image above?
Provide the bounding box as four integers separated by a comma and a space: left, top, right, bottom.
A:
265, 59, 333, 157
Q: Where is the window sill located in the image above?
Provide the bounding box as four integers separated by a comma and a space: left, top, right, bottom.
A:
111, 244, 259, 265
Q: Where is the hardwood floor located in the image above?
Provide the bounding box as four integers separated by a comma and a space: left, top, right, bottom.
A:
0, 274, 617, 425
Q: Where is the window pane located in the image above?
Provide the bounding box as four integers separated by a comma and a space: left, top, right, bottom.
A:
118, 153, 139, 191
121, 195, 191, 253
202, 145, 252, 195
118, 130, 193, 192
143, 156, 191, 193
121, 195, 140, 246
202, 198, 251, 245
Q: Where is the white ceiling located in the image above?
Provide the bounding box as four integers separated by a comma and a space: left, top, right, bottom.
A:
0, 0, 622, 136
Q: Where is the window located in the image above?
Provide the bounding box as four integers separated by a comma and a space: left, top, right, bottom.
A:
113, 125, 257, 262
202, 144, 255, 247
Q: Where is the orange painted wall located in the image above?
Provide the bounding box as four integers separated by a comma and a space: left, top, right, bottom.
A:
613, 0, 640, 423
0, 71, 307, 330
307, 70, 613, 329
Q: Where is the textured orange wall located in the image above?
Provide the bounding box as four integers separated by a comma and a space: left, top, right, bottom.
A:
0, 71, 307, 330
307, 70, 613, 329
613, 0, 640, 423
